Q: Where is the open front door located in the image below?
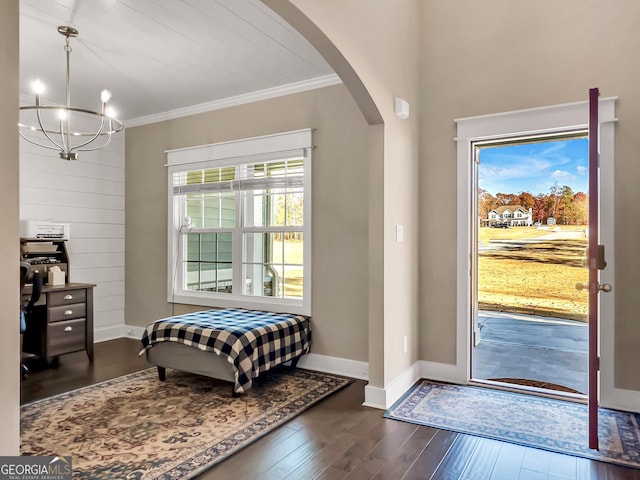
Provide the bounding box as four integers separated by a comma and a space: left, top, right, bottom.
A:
584, 87, 612, 450
588, 87, 600, 451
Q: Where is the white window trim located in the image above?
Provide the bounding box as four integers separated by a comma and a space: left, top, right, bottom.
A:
453, 98, 621, 407
166, 129, 313, 316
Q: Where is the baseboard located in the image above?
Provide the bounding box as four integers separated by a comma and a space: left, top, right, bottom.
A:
363, 385, 388, 410
418, 359, 640, 414
363, 362, 422, 410
361, 360, 468, 411
121, 326, 369, 382
296, 353, 368, 381
97, 324, 146, 343
418, 360, 467, 385
111, 328, 640, 415
601, 387, 640, 413
95, 325, 128, 343
124, 325, 146, 339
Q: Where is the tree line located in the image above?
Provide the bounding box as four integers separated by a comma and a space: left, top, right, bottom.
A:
479, 182, 588, 225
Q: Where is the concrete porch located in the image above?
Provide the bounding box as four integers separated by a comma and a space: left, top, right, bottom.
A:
472, 310, 588, 395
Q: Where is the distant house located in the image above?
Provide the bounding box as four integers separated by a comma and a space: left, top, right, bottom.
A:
485, 205, 533, 227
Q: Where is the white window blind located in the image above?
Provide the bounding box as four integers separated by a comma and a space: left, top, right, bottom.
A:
172, 154, 305, 196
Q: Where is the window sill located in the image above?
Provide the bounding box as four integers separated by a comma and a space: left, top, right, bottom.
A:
168, 291, 309, 316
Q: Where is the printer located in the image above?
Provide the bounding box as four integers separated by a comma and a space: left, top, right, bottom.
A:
20, 220, 70, 241
20, 220, 70, 283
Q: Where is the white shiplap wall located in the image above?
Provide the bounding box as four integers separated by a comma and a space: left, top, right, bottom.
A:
19, 131, 125, 342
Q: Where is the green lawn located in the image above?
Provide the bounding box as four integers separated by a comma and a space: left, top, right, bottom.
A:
478, 229, 589, 321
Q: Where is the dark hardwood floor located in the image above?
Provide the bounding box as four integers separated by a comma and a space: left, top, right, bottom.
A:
21, 338, 640, 479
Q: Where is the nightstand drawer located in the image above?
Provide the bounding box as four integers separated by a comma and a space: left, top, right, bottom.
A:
48, 319, 86, 356
49, 289, 87, 307
49, 303, 86, 322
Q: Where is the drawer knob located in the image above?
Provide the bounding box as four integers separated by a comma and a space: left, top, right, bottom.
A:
63, 294, 73, 300
64, 309, 73, 316
64, 326, 73, 332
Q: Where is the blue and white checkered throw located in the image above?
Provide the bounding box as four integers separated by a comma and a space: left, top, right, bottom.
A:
140, 308, 311, 393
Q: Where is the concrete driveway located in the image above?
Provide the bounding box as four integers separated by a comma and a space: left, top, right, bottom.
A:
478, 228, 587, 253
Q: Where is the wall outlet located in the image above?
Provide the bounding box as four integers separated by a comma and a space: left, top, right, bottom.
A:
396, 224, 404, 242
402, 335, 408, 354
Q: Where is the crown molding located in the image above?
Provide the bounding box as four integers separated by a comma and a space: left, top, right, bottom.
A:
124, 74, 342, 128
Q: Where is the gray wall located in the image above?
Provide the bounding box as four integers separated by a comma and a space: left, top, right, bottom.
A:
0, 0, 20, 455
125, 84, 371, 362
281, 0, 421, 389
419, 0, 640, 390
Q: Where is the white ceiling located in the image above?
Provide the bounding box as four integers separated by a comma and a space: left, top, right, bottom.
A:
19, 0, 336, 124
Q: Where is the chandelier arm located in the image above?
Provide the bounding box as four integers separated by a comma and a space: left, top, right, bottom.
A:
75, 131, 114, 152
59, 117, 70, 154
19, 130, 70, 152
69, 115, 108, 151
75, 118, 114, 152
34, 105, 66, 152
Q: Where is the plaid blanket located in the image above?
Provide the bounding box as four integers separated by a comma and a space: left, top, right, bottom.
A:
140, 308, 311, 393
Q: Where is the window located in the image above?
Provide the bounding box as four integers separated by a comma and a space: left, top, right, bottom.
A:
166, 129, 312, 315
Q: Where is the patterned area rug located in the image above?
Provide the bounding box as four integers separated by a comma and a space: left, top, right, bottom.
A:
21, 367, 352, 479
384, 380, 640, 469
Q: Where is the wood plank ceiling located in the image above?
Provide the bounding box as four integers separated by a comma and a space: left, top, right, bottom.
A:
19, 0, 336, 124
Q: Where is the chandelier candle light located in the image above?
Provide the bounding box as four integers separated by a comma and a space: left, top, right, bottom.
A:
19, 26, 124, 160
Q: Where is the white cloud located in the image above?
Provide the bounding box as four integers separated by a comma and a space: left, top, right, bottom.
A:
551, 169, 571, 179
576, 165, 587, 175
478, 157, 553, 182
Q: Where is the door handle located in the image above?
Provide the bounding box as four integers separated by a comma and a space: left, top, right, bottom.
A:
575, 282, 612, 293
64, 326, 73, 332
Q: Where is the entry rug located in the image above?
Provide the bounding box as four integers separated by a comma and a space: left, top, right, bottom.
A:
384, 380, 640, 469
21, 367, 352, 479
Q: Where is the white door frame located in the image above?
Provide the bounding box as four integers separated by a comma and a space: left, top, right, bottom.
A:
454, 98, 621, 408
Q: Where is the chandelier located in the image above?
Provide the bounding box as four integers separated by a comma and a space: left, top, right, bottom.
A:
19, 26, 124, 160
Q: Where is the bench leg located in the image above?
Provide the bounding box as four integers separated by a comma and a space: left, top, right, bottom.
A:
232, 388, 243, 398
157, 366, 166, 381
290, 355, 301, 369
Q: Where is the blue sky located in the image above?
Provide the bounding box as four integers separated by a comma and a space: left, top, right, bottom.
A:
478, 137, 589, 196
